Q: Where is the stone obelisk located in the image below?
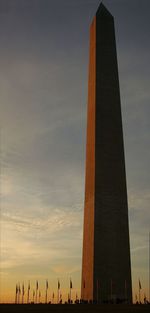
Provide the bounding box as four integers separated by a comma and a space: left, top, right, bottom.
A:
81, 3, 132, 303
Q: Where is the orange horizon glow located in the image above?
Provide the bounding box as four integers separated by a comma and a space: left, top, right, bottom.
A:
0, 279, 149, 304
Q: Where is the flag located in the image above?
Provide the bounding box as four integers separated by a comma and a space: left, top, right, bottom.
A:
58, 280, 60, 289
139, 279, 142, 290
15, 284, 18, 304
70, 279, 72, 289
36, 281, 38, 290
46, 280, 48, 289
22, 283, 25, 295
27, 281, 30, 303
97, 279, 99, 288
16, 284, 18, 294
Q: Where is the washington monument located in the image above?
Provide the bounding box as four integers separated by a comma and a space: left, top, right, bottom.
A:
81, 3, 132, 303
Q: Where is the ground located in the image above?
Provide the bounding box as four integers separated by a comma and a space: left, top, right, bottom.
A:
0, 304, 150, 313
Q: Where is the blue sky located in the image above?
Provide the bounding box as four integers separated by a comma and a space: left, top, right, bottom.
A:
0, 0, 150, 303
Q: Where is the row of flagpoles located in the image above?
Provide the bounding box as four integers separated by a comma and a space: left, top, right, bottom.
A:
15, 278, 147, 304
15, 278, 75, 304
82, 278, 147, 304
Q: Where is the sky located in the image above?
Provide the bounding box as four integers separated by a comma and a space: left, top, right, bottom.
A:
0, 0, 150, 304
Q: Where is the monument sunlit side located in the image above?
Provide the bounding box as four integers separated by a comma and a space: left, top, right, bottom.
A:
81, 3, 132, 303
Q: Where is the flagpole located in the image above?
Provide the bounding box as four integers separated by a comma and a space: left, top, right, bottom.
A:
22, 282, 24, 304
27, 281, 30, 304
83, 280, 85, 302
35, 283, 37, 304
45, 289, 47, 304
76, 292, 78, 302
70, 278, 72, 303
110, 279, 112, 302
35, 290, 37, 303
138, 279, 141, 303
82, 282, 84, 302
33, 290, 35, 303
52, 292, 55, 304
15, 284, 18, 304
45, 280, 48, 304
125, 280, 127, 303
149, 231, 150, 303
36, 281, 38, 304
70, 287, 71, 303
18, 284, 21, 304
17, 285, 19, 304
60, 291, 62, 303
96, 279, 99, 303
57, 279, 60, 304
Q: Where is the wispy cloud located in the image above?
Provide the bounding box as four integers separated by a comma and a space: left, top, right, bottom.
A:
0, 207, 82, 271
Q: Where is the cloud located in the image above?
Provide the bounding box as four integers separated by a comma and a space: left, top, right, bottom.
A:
131, 246, 147, 253
0, 206, 83, 271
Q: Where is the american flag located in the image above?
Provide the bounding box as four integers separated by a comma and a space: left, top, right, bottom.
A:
139, 279, 142, 289
70, 279, 72, 289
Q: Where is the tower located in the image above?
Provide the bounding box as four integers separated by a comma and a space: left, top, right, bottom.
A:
81, 3, 132, 303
